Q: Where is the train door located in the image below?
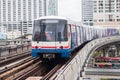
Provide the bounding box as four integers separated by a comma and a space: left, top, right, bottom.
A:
86, 28, 88, 40
77, 26, 80, 45
87, 27, 91, 41
79, 27, 81, 44
40, 19, 67, 52
75, 26, 79, 46
55, 20, 68, 49
86, 27, 90, 41
89, 28, 92, 40
83, 27, 86, 42
101, 29, 104, 37
100, 29, 102, 38
105, 28, 108, 37
80, 26, 84, 43
90, 28, 93, 39
93, 28, 97, 39
43, 23, 56, 52
97, 28, 100, 38
71, 25, 77, 49
90, 28, 93, 40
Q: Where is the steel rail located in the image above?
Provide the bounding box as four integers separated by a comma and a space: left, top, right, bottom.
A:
0, 52, 30, 67
0, 56, 32, 74
0, 51, 30, 62
0, 58, 39, 80
41, 64, 63, 80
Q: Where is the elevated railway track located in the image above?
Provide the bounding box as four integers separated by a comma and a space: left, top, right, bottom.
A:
1, 36, 120, 80
0, 58, 40, 80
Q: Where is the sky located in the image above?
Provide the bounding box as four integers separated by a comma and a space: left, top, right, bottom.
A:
58, 0, 82, 22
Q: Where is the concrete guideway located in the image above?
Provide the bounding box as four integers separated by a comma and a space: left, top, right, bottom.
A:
26, 36, 120, 80
85, 67, 120, 76
83, 73, 120, 80
53, 36, 120, 80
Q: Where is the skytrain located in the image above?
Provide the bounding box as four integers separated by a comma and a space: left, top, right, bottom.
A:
31, 16, 120, 60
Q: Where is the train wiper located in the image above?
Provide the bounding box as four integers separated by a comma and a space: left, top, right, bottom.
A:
37, 40, 39, 43
58, 32, 61, 43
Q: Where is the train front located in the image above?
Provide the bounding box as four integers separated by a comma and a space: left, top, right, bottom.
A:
32, 17, 71, 60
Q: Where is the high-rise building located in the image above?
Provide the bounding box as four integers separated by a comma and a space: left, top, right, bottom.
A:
82, 0, 93, 25
93, 0, 120, 27
0, 26, 7, 33
47, 0, 58, 16
0, 0, 57, 36
43, 0, 58, 16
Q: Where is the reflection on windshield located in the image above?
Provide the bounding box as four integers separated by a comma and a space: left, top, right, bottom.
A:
33, 19, 68, 41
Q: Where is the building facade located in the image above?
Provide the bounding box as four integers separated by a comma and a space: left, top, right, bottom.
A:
7, 30, 21, 39
93, 0, 120, 27
0, 0, 57, 37
82, 0, 93, 25
0, 26, 7, 40
47, 0, 58, 16
0, 26, 7, 33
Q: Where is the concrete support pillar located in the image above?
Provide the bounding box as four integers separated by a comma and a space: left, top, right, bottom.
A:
100, 50, 103, 56
105, 47, 109, 57
116, 45, 120, 57
119, 48, 120, 57
102, 48, 106, 57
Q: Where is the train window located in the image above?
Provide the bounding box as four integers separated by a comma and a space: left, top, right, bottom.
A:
90, 28, 92, 40
76, 26, 80, 44
41, 20, 59, 23
86, 28, 89, 40
33, 19, 68, 41
70, 25, 77, 47
33, 20, 41, 41
83, 27, 86, 41
80, 27, 84, 43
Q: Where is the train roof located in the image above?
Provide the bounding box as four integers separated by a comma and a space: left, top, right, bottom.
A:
34, 16, 120, 30
34, 16, 81, 25
35, 16, 68, 20
82, 25, 120, 30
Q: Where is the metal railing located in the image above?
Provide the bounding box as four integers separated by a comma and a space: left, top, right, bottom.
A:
0, 43, 31, 57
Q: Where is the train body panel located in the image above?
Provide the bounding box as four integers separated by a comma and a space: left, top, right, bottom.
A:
31, 16, 120, 60
32, 41, 71, 58
32, 48, 71, 58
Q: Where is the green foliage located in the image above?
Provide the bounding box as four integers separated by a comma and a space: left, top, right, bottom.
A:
93, 51, 102, 58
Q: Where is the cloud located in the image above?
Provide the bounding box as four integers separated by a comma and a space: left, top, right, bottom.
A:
58, 0, 82, 22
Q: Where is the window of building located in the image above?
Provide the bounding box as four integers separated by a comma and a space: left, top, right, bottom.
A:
111, 10, 115, 12
109, 19, 113, 21
99, 10, 103, 12
99, 19, 103, 22
94, 10, 97, 13
117, 16, 119, 18
105, 10, 109, 12
94, 20, 97, 22
94, 1, 97, 3
117, 19, 120, 21
116, 10, 120, 12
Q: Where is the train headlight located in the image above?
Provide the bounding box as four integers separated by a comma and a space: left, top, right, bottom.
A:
35, 46, 38, 49
60, 46, 63, 49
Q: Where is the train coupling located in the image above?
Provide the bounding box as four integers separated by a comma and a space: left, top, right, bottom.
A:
43, 54, 55, 59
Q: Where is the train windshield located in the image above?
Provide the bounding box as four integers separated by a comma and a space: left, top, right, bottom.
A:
33, 19, 68, 41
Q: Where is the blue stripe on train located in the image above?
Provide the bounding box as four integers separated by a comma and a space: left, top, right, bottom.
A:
31, 48, 71, 58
